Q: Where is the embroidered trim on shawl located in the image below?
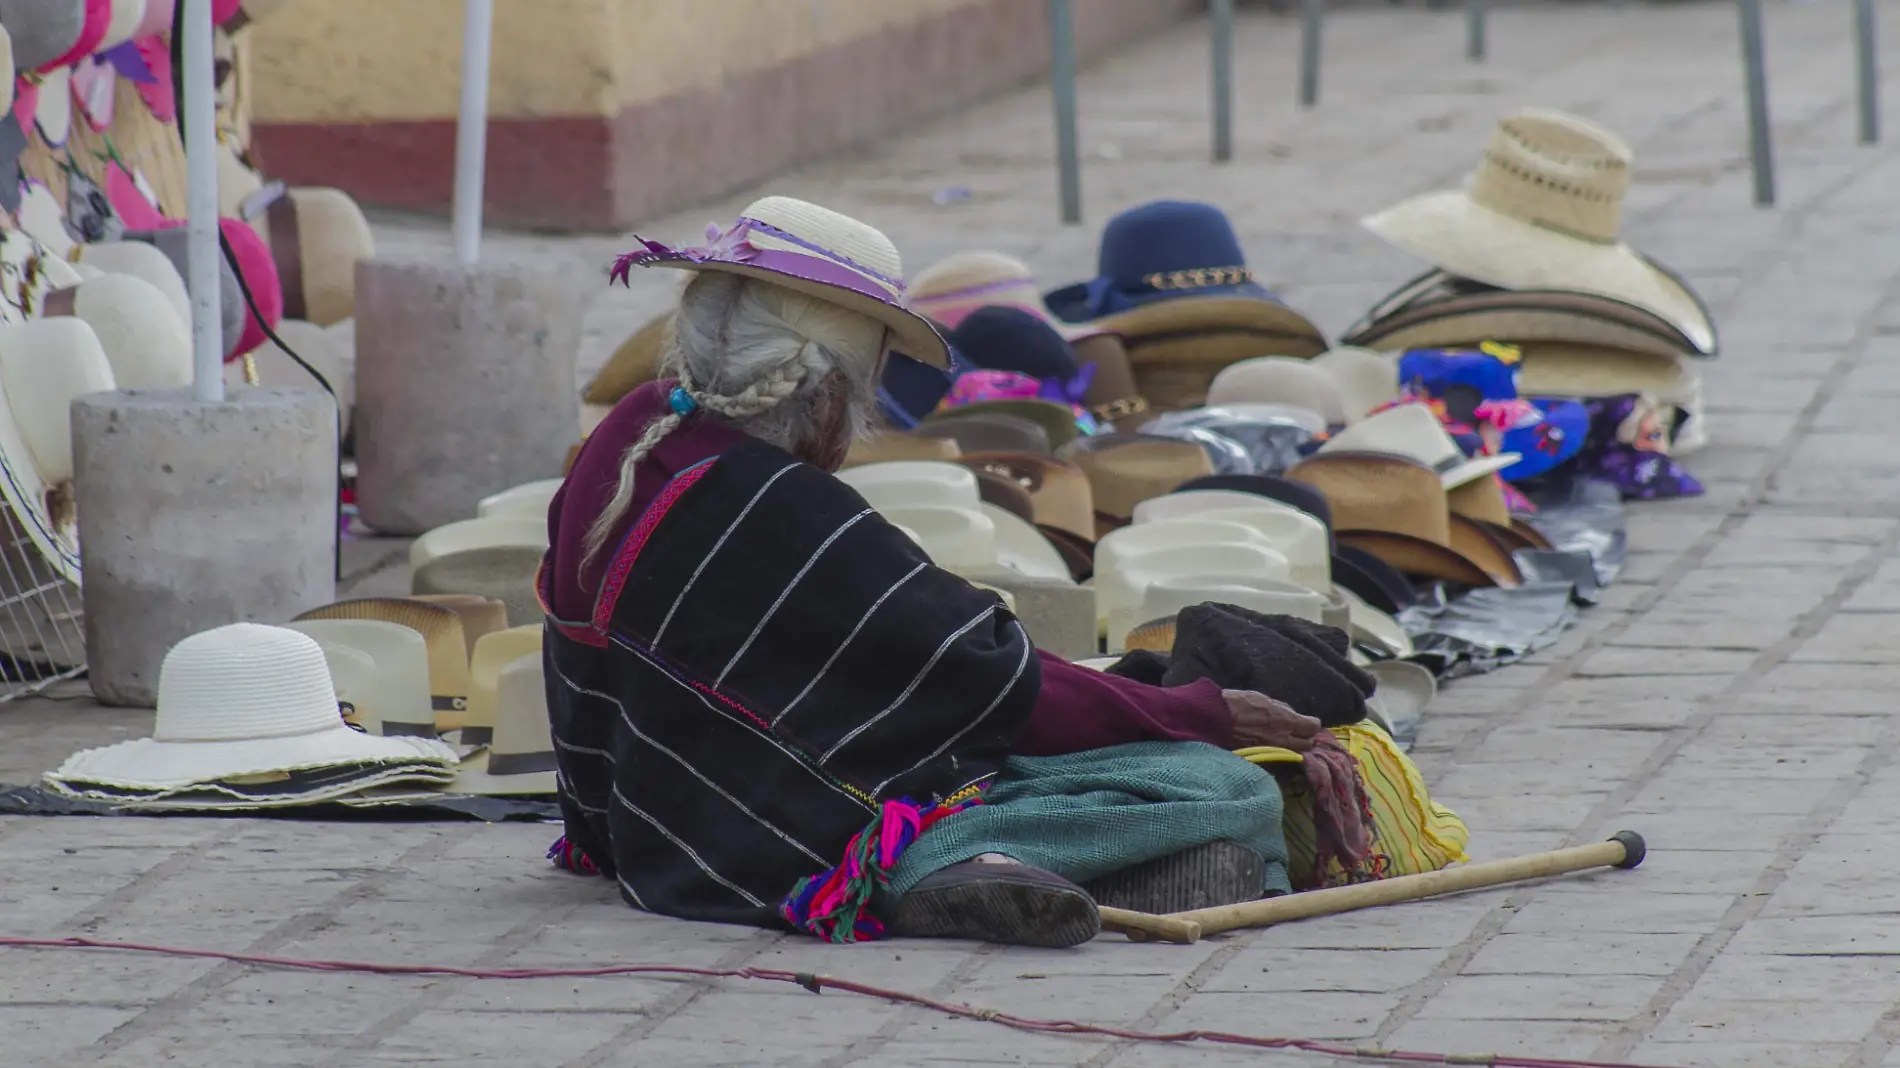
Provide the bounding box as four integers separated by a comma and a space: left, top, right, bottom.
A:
779, 791, 985, 943
549, 458, 721, 647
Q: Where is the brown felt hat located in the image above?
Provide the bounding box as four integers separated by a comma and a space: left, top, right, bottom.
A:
1286, 452, 1520, 588
1069, 436, 1215, 522
1123, 329, 1331, 415
958, 451, 1096, 542
912, 412, 1051, 456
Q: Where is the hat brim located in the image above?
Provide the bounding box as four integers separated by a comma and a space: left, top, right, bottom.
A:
1338, 529, 1502, 589
1365, 660, 1436, 721
1362, 194, 1715, 354
629, 252, 949, 368
49, 764, 459, 810
1331, 547, 1414, 614
1035, 523, 1096, 582
1337, 586, 1413, 658
449, 748, 559, 796
1446, 516, 1525, 587
1442, 452, 1520, 491
981, 503, 1073, 583
47, 726, 458, 793
1341, 272, 1711, 360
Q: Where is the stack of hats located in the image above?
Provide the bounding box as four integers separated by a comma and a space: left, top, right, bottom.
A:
835, 461, 1073, 584
407, 511, 549, 624
1343, 109, 1716, 458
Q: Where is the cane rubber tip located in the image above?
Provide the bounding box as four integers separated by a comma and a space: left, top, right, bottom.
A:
1609, 830, 1646, 869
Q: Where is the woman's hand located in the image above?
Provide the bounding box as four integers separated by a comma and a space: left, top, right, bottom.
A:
1222, 690, 1323, 751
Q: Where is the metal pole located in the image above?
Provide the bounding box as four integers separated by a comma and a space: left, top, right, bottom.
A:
182, 0, 222, 403
1737, 0, 1776, 206
1855, 0, 1879, 144
1299, 0, 1323, 108
1212, 0, 1234, 162
1466, 0, 1487, 62
1048, 0, 1082, 225
451, 0, 494, 267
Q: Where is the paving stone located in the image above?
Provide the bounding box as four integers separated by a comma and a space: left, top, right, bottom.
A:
1412, 973, 1665, 1021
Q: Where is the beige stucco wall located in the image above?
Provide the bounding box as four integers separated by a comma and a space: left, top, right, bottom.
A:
251, 0, 982, 124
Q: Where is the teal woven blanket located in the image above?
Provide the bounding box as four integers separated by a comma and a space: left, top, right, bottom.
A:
885, 741, 1290, 899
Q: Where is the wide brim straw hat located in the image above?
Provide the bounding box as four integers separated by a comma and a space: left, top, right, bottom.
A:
50, 762, 458, 809
958, 451, 1096, 541
283, 619, 438, 737
318, 642, 400, 738
1068, 435, 1216, 522
453, 653, 557, 796
1340, 270, 1710, 362
477, 478, 563, 519
1319, 402, 1518, 490
0, 318, 117, 584
584, 311, 673, 406
463, 625, 543, 747
46, 624, 456, 792
1288, 452, 1516, 588
909, 251, 1110, 342
1361, 110, 1715, 354
1206, 356, 1348, 426
261, 187, 376, 327
614, 195, 948, 367
293, 599, 473, 733
1446, 516, 1525, 586
925, 399, 1079, 451
1513, 342, 1694, 399
1446, 473, 1513, 527
843, 432, 961, 467
44, 275, 191, 390
1099, 543, 1293, 652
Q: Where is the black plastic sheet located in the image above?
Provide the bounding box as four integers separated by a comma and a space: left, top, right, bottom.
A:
0, 784, 560, 822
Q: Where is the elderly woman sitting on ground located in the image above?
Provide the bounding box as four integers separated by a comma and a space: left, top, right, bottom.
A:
541, 197, 1312, 946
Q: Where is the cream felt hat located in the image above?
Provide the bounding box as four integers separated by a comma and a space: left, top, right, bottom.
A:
16, 182, 75, 259
1191, 506, 1330, 594
409, 517, 548, 625
1097, 541, 1292, 652
0, 27, 14, 115
980, 502, 1071, 583
461, 625, 542, 747
0, 318, 116, 583
294, 598, 473, 733
99, 0, 146, 51
282, 618, 438, 737
34, 66, 72, 148
1320, 403, 1518, 490
43, 275, 191, 389
1362, 110, 1714, 353
1339, 586, 1413, 659
1131, 488, 1283, 526
318, 642, 402, 738
1365, 659, 1436, 736
1206, 357, 1347, 426
1309, 347, 1399, 423
617, 195, 947, 367
229, 319, 356, 435
1122, 576, 1327, 653
410, 516, 549, 572
71, 241, 192, 330
477, 478, 563, 519
909, 251, 1108, 342
877, 504, 997, 574
45, 624, 457, 793
259, 187, 377, 327
837, 461, 980, 510
1096, 517, 1276, 577
452, 654, 557, 796
49, 762, 460, 809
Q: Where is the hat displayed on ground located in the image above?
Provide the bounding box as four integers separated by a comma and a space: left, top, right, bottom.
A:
924, 398, 1080, 451
230, 319, 357, 434
70, 240, 192, 330
958, 452, 1095, 541
877, 504, 997, 574
315, 642, 383, 735
1122, 576, 1327, 654
1096, 517, 1279, 577
293, 599, 473, 733
1311, 347, 1400, 422
1288, 452, 1521, 588
0, 0, 88, 72
982, 502, 1071, 582
911, 411, 1051, 455
1161, 604, 1375, 728
945, 305, 1082, 382
1338, 587, 1413, 659
1206, 356, 1348, 426
412, 593, 510, 656
613, 195, 947, 367
283, 618, 437, 736
42, 274, 191, 389
1068, 435, 1216, 526
880, 349, 957, 427
0, 318, 116, 583
34, 66, 72, 147
843, 431, 961, 467
1186, 505, 1331, 593
1320, 402, 1518, 490
1097, 539, 1292, 653
257, 186, 375, 326
477, 478, 563, 519
1363, 660, 1436, 741
838, 460, 980, 510
409, 515, 548, 625
972, 470, 1035, 521
1361, 109, 1715, 354
909, 250, 1107, 342
45, 624, 457, 794
583, 311, 671, 407
1511, 341, 1696, 399
461, 625, 543, 747
125, 226, 250, 358
1333, 543, 1416, 615
452, 654, 556, 796
1394, 348, 1588, 483
1340, 270, 1710, 361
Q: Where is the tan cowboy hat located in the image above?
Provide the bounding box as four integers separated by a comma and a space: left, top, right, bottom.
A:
257, 187, 376, 327
1206, 356, 1348, 426
293, 599, 474, 733
1362, 110, 1714, 354
1446, 473, 1512, 527
462, 625, 543, 747
1341, 272, 1709, 361
1068, 436, 1216, 524
0, 318, 117, 583
910, 251, 1109, 342
618, 195, 948, 367
412, 593, 511, 656
1321, 403, 1518, 490
282, 618, 438, 737
42, 275, 191, 390
584, 310, 672, 406
958, 452, 1096, 542
452, 654, 557, 796
1287, 452, 1521, 588
843, 431, 961, 467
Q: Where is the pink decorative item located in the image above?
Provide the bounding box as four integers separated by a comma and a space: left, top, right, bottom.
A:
71, 56, 115, 130
213, 0, 243, 24
106, 161, 170, 229
133, 36, 173, 121
12, 78, 37, 131
134, 0, 177, 39
45, 0, 112, 72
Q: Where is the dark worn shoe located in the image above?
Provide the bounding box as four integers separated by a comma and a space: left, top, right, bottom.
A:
887, 861, 1100, 947
1082, 840, 1264, 914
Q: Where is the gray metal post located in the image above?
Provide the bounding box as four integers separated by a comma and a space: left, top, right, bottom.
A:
1856, 0, 1879, 144
1048, 0, 1082, 224
1212, 0, 1235, 161
1300, 0, 1323, 108
1466, 0, 1487, 62
1737, 0, 1776, 206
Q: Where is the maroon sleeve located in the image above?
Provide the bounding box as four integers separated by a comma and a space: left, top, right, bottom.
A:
1014, 650, 1236, 757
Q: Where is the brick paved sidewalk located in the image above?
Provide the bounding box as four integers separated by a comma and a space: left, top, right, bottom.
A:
7, 3, 1900, 1066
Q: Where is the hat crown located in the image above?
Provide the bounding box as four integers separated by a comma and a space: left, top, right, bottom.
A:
911, 252, 1040, 305
1323, 403, 1461, 469
1206, 356, 1347, 423
1467, 110, 1632, 244
946, 306, 1078, 380
739, 195, 906, 297
491, 656, 552, 758
839, 461, 981, 510
155, 624, 349, 743
1097, 200, 1250, 283
0, 318, 116, 483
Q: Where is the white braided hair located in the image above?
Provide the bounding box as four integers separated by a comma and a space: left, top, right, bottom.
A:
582, 272, 888, 565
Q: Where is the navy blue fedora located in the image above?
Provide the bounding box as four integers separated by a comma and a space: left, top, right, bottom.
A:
1042, 200, 1325, 347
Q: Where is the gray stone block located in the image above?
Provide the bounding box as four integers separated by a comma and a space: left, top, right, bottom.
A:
353, 257, 582, 535
74, 388, 339, 707
969, 574, 1097, 661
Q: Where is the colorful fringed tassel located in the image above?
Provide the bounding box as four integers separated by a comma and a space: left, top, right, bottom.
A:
779, 793, 982, 943
546, 836, 601, 877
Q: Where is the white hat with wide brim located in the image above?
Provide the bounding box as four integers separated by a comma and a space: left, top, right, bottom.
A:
478, 478, 565, 519
1339, 586, 1413, 659
452, 653, 558, 796
979, 502, 1071, 583
462, 624, 544, 746
1362, 110, 1714, 354
73, 240, 193, 331
1099, 542, 1292, 652
46, 274, 192, 390
1190, 506, 1331, 594
1096, 517, 1277, 577
1134, 576, 1326, 631
283, 618, 438, 737
878, 504, 997, 574
1364, 659, 1436, 740
47, 624, 457, 793
1206, 357, 1349, 426
1319, 403, 1518, 490
409, 516, 549, 572
0, 317, 117, 584
1309, 347, 1400, 423
837, 461, 981, 511
49, 762, 458, 809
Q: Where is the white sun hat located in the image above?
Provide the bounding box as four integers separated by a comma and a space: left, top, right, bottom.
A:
1320, 403, 1518, 489
282, 619, 438, 737
71, 240, 192, 330
1309, 347, 1400, 422
1364, 659, 1437, 742
1337, 586, 1413, 659
409, 517, 550, 624
1362, 109, 1713, 354
1098, 542, 1292, 653
452, 654, 557, 796
980, 502, 1071, 582
46, 624, 457, 793
44, 275, 192, 389
410, 516, 549, 572
1096, 517, 1274, 576
878, 504, 997, 574
477, 478, 564, 519
1132, 489, 1290, 527
1136, 577, 1326, 630
1190, 506, 1331, 593
836, 461, 980, 510
463, 625, 543, 747
1205, 357, 1348, 426
0, 317, 117, 583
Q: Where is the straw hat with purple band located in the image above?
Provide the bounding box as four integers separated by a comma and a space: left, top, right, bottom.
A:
611, 196, 948, 368
911, 251, 1109, 342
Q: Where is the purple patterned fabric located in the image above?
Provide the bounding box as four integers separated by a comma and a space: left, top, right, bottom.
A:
1576, 394, 1704, 500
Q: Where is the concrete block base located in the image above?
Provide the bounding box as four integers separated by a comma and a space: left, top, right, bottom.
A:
970, 574, 1098, 661
74, 388, 339, 707
353, 258, 582, 535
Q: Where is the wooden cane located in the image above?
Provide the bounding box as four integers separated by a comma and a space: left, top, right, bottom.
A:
1097, 906, 1202, 944
1114, 831, 1646, 943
